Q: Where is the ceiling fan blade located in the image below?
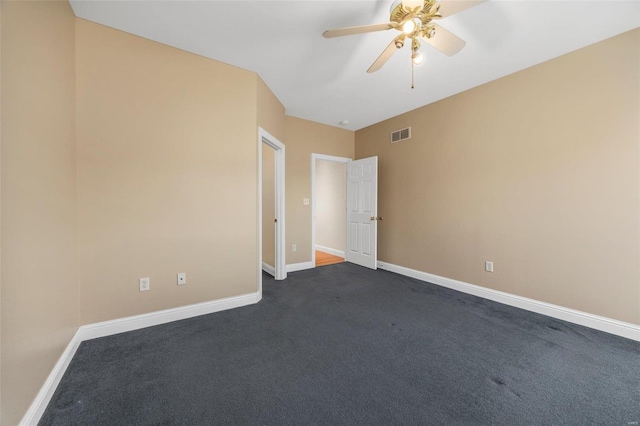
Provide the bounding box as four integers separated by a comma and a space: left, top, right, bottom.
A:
436, 0, 487, 18
323, 22, 397, 38
367, 36, 403, 73
421, 23, 466, 56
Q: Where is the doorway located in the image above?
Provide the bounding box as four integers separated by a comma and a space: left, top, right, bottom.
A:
311, 154, 351, 267
262, 144, 277, 275
258, 128, 285, 295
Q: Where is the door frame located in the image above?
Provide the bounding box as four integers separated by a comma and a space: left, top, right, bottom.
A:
258, 128, 286, 293
311, 153, 352, 267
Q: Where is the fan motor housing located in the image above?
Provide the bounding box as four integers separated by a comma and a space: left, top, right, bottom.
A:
390, 0, 440, 26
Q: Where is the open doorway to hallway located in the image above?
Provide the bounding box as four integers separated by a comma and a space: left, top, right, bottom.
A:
258, 127, 285, 288
262, 143, 277, 275
315, 250, 344, 267
311, 154, 351, 268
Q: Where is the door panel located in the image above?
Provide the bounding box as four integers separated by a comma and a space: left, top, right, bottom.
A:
345, 156, 378, 269
349, 182, 359, 211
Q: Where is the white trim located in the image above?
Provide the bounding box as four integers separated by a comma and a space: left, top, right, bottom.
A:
311, 153, 351, 268
257, 133, 263, 292
377, 261, 640, 342
258, 127, 286, 285
20, 291, 261, 425
262, 262, 275, 277
315, 245, 345, 258
20, 330, 83, 426
80, 292, 260, 341
312, 153, 353, 162
286, 261, 315, 273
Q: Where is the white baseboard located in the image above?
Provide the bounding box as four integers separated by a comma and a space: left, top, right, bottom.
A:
262, 262, 275, 277
80, 292, 260, 341
315, 245, 345, 258
377, 261, 640, 342
20, 291, 261, 425
20, 330, 82, 426
23, 262, 639, 426
286, 261, 314, 272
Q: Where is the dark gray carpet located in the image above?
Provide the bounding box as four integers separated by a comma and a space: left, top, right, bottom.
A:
40, 263, 639, 425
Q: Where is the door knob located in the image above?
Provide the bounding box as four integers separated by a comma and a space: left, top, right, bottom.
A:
370, 217, 383, 221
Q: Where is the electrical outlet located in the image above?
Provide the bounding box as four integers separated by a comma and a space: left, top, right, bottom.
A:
303, 198, 309, 205
139, 277, 150, 291
292, 244, 297, 252
485, 261, 494, 273
177, 272, 186, 285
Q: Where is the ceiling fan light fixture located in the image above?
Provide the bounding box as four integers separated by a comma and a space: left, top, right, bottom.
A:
411, 39, 423, 65
322, 0, 485, 86
424, 26, 436, 38
401, 0, 424, 12
402, 19, 416, 34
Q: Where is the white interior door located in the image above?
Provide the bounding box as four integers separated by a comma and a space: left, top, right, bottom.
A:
346, 156, 378, 269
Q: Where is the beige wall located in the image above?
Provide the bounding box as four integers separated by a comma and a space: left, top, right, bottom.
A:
76, 20, 258, 324
1, 1, 79, 424
257, 77, 285, 270
284, 116, 354, 264
4, 5, 635, 424
257, 77, 285, 142
316, 160, 346, 253
356, 29, 640, 325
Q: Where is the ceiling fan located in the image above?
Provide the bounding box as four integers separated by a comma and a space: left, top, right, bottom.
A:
323, 0, 487, 87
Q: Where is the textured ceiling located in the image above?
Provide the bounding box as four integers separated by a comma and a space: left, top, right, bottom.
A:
70, 0, 640, 130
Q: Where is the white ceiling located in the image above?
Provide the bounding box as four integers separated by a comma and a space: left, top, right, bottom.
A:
69, 0, 640, 130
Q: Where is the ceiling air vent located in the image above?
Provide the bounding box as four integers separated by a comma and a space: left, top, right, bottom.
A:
391, 127, 411, 143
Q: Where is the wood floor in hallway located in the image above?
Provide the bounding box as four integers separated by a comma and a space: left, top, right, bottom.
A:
315, 250, 345, 267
